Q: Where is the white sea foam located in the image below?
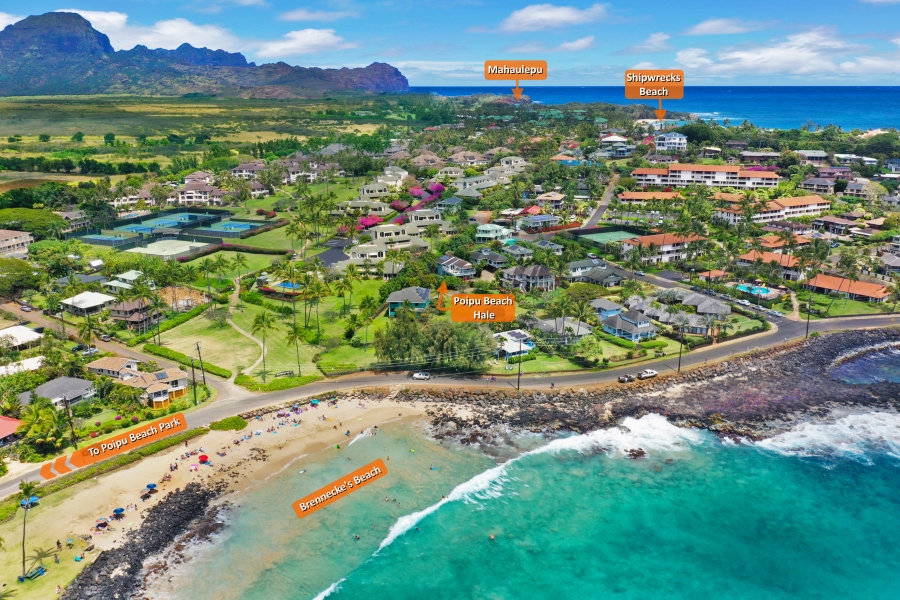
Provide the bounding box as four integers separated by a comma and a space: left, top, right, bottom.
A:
756, 412, 900, 463
348, 428, 373, 446
311, 578, 346, 600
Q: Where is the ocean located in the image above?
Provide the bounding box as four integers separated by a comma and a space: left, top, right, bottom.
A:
161, 350, 900, 600
408, 86, 900, 131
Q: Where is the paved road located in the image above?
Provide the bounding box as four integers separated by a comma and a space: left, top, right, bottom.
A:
584, 174, 619, 229
3, 312, 898, 499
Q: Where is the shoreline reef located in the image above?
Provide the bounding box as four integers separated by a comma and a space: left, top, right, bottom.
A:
57, 328, 900, 599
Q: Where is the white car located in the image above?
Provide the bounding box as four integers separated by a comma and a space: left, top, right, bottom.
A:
637, 369, 658, 380
635, 270, 646, 276
412, 371, 430, 381
737, 299, 752, 306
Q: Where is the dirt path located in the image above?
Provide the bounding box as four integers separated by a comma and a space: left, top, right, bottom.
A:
788, 291, 801, 320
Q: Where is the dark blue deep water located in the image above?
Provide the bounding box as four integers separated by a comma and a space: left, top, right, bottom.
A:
409, 86, 900, 130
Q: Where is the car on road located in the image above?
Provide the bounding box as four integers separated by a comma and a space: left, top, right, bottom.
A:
769, 310, 783, 317
587, 253, 598, 259
637, 369, 658, 380
99, 334, 112, 342
71, 344, 86, 352
412, 371, 430, 381
19, 305, 31, 312
737, 299, 752, 306
618, 374, 636, 383
634, 270, 645, 276
81, 347, 99, 357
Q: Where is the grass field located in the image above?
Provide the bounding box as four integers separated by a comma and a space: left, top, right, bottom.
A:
184, 251, 281, 280
803, 292, 897, 317
230, 304, 318, 378
159, 310, 260, 375
238, 228, 297, 252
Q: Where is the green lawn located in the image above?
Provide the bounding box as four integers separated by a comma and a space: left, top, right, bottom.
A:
801, 292, 897, 317
238, 227, 297, 251
159, 309, 260, 375
487, 351, 583, 374
230, 304, 318, 379
727, 314, 765, 334
184, 251, 280, 280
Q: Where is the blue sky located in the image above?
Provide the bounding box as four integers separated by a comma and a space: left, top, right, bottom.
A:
5, 1, 900, 85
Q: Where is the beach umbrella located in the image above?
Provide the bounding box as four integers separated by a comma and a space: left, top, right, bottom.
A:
311, 399, 319, 405
199, 455, 209, 463
146, 483, 157, 489
113, 508, 124, 514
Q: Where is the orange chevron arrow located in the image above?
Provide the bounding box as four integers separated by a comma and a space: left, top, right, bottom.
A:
53, 455, 71, 476
40, 462, 57, 480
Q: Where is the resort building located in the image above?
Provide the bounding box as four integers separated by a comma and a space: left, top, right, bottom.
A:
53, 210, 90, 233
805, 274, 890, 302
654, 132, 687, 152
359, 183, 392, 200
0, 229, 34, 256
230, 162, 266, 179
436, 166, 464, 179
713, 196, 831, 226
170, 181, 225, 205
736, 250, 802, 280
447, 151, 488, 166
18, 377, 95, 408
386, 286, 431, 316
61, 291, 116, 316
500, 265, 555, 292
621, 233, 706, 264
616, 191, 681, 205
184, 171, 213, 184
331, 200, 390, 217
632, 165, 780, 189
437, 255, 476, 280
601, 310, 658, 342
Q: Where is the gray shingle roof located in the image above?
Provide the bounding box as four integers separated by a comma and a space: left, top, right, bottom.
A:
386, 286, 430, 304
18, 377, 93, 404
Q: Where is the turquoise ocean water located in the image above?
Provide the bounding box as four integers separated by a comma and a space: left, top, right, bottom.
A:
164, 352, 900, 600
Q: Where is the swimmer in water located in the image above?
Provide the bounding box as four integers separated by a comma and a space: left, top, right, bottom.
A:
489, 534, 495, 541
354, 534, 360, 540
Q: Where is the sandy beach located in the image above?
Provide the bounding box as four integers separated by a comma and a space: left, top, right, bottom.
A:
0, 391, 441, 598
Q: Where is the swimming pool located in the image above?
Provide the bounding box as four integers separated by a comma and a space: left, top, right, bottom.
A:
735, 284, 771, 296
273, 281, 301, 289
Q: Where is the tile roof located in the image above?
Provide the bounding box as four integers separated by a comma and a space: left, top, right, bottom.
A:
806, 274, 890, 299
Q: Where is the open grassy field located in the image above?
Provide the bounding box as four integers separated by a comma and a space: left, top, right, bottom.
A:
237, 228, 297, 252
805, 292, 897, 317
158, 310, 260, 375
230, 304, 318, 378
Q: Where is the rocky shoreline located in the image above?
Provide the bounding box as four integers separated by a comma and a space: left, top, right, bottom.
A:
62, 328, 900, 599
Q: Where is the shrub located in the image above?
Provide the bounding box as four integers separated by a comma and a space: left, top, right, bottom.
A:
234, 374, 322, 391
127, 304, 209, 346
143, 343, 233, 379
210, 416, 248, 431
639, 340, 667, 349
595, 331, 637, 349
507, 354, 537, 364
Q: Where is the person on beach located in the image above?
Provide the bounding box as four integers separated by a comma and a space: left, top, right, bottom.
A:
57, 540, 62, 550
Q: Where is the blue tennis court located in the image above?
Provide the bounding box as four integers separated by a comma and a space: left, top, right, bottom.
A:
119, 224, 154, 233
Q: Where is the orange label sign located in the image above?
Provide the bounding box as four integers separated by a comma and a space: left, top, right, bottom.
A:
484, 60, 548, 80
624, 70, 684, 99
450, 294, 516, 322
40, 413, 188, 480
293, 459, 389, 518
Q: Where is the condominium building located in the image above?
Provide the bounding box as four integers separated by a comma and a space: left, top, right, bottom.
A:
0, 230, 33, 255
621, 233, 706, 264
713, 195, 831, 226
632, 164, 780, 189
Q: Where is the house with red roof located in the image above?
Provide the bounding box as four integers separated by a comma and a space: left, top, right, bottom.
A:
0, 415, 22, 447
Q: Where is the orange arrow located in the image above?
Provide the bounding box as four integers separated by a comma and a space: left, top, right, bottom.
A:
512, 80, 523, 101
53, 455, 71, 476
40, 462, 56, 480
436, 282, 450, 311
654, 98, 666, 122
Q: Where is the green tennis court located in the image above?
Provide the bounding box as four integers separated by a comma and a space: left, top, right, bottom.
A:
579, 231, 636, 243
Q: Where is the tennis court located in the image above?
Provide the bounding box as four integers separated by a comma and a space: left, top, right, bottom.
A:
126, 239, 212, 260
579, 231, 636, 243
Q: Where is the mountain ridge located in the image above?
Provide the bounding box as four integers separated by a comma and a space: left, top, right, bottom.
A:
0, 12, 408, 97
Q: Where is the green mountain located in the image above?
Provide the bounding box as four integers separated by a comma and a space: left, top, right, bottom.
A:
0, 12, 409, 97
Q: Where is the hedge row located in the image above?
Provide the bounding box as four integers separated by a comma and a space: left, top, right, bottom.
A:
240, 218, 289, 239
0, 428, 208, 523
127, 304, 208, 346
143, 343, 233, 379
595, 331, 638, 349
178, 242, 292, 263
508, 354, 537, 364
234, 374, 322, 391
210, 416, 248, 431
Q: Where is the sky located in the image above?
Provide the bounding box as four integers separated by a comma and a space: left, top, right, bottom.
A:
4, 1, 900, 85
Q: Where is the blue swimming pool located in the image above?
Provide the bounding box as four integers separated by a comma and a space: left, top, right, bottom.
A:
273, 282, 301, 289
735, 284, 771, 296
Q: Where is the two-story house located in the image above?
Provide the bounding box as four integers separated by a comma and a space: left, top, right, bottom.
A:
437, 255, 476, 280
121, 368, 191, 409
602, 309, 658, 342
86, 357, 139, 378
110, 299, 161, 330
475, 224, 513, 244
386, 286, 431, 317
501, 265, 555, 292
470, 248, 509, 270
654, 132, 687, 152
590, 298, 624, 320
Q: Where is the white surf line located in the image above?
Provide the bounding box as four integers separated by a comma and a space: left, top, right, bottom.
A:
312, 414, 701, 598
348, 428, 372, 446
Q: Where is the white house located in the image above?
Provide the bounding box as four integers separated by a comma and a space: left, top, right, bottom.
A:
475, 224, 513, 243
654, 132, 687, 152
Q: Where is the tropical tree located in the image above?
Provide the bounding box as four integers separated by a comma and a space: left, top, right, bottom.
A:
251, 311, 278, 382
17, 480, 37, 579
199, 257, 215, 299
343, 264, 361, 309
333, 278, 353, 315
77, 314, 98, 350
284, 323, 305, 376
308, 279, 331, 337
671, 312, 691, 372
359, 295, 379, 347
148, 293, 168, 345
571, 300, 593, 339
285, 220, 302, 253
213, 253, 230, 292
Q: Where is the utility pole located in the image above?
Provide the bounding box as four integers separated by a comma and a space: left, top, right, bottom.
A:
677, 326, 684, 373
195, 341, 206, 385
62, 394, 78, 450
190, 358, 198, 405
517, 337, 523, 391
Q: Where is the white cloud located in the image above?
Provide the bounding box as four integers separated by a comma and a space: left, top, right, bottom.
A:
279, 8, 356, 21
55, 10, 242, 51
255, 29, 358, 57
685, 18, 764, 35
498, 3, 607, 32
675, 29, 874, 75
0, 12, 23, 29
620, 32, 671, 54
556, 36, 595, 51
506, 35, 596, 53
391, 60, 482, 80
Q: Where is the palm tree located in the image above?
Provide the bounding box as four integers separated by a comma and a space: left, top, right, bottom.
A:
333, 278, 353, 314
213, 253, 230, 292
359, 295, 379, 347
700, 313, 718, 340
309, 279, 331, 337
285, 220, 302, 253
361, 258, 374, 279
77, 314, 97, 350
284, 323, 305, 376
251, 311, 278, 382
199, 257, 215, 299
571, 300, 593, 341
343, 264, 361, 309
148, 293, 168, 345
17, 480, 37, 579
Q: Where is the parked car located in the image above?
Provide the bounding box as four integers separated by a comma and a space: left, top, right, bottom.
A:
737, 299, 752, 306
19, 305, 31, 312
99, 334, 112, 342
412, 371, 430, 381
634, 270, 645, 276
81, 347, 99, 357
618, 374, 636, 383
769, 310, 783, 317
587, 253, 598, 259
637, 369, 658, 380
71, 344, 86, 352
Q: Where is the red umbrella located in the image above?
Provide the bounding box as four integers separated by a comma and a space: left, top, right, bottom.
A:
199, 455, 209, 463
